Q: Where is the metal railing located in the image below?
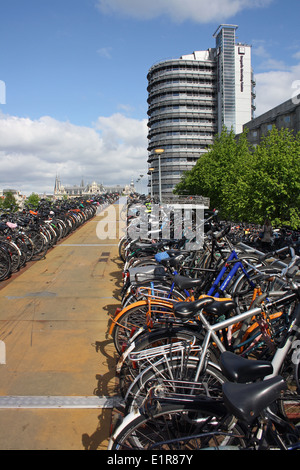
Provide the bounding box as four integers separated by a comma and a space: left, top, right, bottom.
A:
162, 195, 210, 207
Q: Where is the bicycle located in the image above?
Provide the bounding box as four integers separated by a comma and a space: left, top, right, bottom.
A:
121, 282, 300, 414
113, 242, 300, 396
110, 243, 269, 355
108, 350, 300, 450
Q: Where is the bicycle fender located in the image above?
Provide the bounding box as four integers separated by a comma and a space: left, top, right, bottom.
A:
116, 340, 137, 373
124, 356, 167, 402
109, 298, 175, 336
116, 326, 155, 373
108, 300, 148, 336
107, 408, 142, 450
123, 359, 224, 405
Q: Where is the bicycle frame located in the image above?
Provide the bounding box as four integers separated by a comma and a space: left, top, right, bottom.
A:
114, 388, 300, 450
113, 252, 266, 349
192, 292, 300, 382
124, 290, 300, 399
123, 247, 257, 308
207, 249, 256, 297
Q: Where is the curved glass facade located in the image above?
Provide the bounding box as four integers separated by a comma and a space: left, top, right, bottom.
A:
147, 56, 217, 199
147, 25, 255, 200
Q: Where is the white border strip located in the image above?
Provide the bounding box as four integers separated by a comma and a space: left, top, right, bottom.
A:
0, 396, 123, 409
58, 244, 118, 247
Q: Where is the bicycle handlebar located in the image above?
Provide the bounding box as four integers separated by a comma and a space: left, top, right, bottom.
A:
260, 244, 298, 261
213, 224, 231, 240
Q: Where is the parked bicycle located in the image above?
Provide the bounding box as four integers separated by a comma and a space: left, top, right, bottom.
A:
107, 196, 300, 451
0, 195, 110, 281
108, 350, 300, 450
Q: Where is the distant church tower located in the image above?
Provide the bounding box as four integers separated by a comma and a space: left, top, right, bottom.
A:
54, 175, 61, 195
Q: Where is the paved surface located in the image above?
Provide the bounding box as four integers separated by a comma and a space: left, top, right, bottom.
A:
0, 204, 123, 450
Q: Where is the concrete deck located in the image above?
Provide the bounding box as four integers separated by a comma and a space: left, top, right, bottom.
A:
0, 204, 122, 450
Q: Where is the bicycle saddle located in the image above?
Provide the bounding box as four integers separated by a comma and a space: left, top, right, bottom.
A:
222, 376, 287, 424
133, 241, 164, 251
204, 299, 237, 318
174, 274, 204, 290
166, 250, 184, 257
160, 254, 185, 269
220, 351, 273, 383
174, 296, 215, 318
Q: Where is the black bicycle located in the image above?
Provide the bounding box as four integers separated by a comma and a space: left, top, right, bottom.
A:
108, 350, 300, 450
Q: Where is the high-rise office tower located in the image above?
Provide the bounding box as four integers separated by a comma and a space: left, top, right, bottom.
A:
147, 24, 255, 200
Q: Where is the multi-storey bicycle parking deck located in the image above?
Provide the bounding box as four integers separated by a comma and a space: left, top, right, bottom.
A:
0, 201, 121, 450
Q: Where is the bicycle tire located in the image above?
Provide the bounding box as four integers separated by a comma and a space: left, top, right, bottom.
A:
125, 357, 226, 414
29, 231, 49, 260
16, 234, 35, 263
118, 236, 128, 262
118, 326, 209, 397
13, 236, 28, 268
1, 240, 21, 273
0, 245, 11, 280
231, 266, 288, 313
109, 401, 246, 450
111, 301, 175, 355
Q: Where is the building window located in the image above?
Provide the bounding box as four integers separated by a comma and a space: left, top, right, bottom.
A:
284, 115, 290, 123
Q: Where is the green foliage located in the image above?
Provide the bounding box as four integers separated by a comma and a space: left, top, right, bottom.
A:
174, 126, 300, 229
245, 127, 300, 228
0, 191, 19, 212
26, 193, 40, 209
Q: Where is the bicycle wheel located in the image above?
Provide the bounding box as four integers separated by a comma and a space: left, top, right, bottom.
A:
1, 240, 21, 273
293, 342, 300, 394
13, 236, 27, 268
122, 283, 186, 309
16, 234, 35, 262
111, 301, 175, 355
232, 266, 288, 313
118, 326, 209, 397
274, 335, 300, 421
125, 357, 226, 414
109, 401, 246, 450
118, 237, 127, 262
29, 231, 48, 260
0, 245, 11, 280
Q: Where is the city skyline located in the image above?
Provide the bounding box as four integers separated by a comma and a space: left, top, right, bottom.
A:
0, 0, 300, 195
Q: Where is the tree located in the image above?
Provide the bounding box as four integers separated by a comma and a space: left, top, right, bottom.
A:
2, 191, 18, 211
245, 127, 300, 228
175, 127, 253, 220
26, 193, 40, 210
174, 126, 300, 228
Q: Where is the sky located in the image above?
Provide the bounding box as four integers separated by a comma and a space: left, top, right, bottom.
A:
0, 0, 300, 195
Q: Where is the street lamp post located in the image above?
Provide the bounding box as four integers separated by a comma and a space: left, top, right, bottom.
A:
148, 167, 154, 197
154, 148, 164, 203
139, 175, 144, 195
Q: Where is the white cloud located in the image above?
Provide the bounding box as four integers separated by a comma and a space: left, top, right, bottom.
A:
0, 113, 148, 195
254, 63, 300, 116
251, 39, 300, 115
96, 0, 273, 23
97, 47, 113, 59
293, 51, 300, 60
252, 40, 287, 71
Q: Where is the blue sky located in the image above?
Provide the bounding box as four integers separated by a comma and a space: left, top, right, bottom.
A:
0, 0, 299, 195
